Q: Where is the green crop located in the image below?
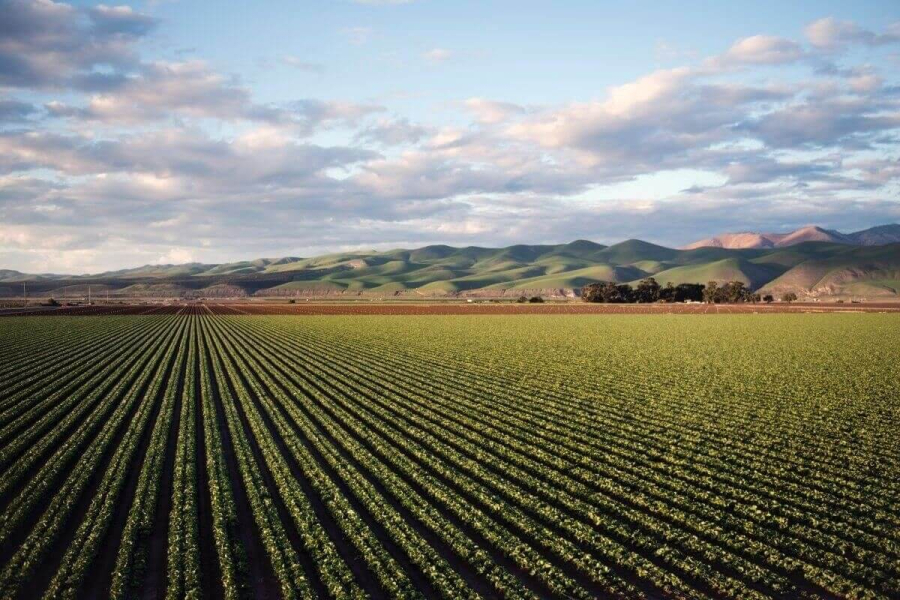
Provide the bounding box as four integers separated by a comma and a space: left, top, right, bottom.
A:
0, 313, 897, 599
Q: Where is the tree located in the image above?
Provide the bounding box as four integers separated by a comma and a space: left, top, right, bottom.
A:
635, 277, 661, 303
584, 281, 703, 303
581, 281, 634, 303
606, 283, 634, 303
701, 281, 758, 303
581, 284, 603, 302
781, 292, 798, 303
658, 282, 676, 302
672, 283, 705, 302
528, 296, 544, 303
722, 281, 747, 303
763, 294, 774, 303
703, 281, 719, 304
516, 295, 528, 303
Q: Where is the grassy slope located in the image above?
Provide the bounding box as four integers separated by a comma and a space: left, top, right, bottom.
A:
760, 243, 900, 296
651, 258, 786, 289
9, 240, 898, 299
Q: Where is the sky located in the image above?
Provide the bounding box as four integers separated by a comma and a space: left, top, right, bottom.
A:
1, 0, 900, 273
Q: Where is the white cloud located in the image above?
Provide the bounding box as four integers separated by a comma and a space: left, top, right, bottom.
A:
42, 61, 384, 133
423, 48, 452, 63
716, 35, 804, 66
464, 98, 525, 124
80, 61, 255, 123
602, 67, 691, 116
155, 247, 195, 265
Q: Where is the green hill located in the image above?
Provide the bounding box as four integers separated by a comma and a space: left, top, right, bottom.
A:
651, 258, 787, 289
3, 239, 898, 299
596, 239, 678, 264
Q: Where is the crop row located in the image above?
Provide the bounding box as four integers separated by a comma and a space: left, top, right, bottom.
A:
0, 313, 896, 600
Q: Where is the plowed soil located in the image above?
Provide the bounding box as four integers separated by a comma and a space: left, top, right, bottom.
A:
3, 301, 898, 316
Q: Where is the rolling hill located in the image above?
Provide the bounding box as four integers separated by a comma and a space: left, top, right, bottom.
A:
3, 236, 899, 300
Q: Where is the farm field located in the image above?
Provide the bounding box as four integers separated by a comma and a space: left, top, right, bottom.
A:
0, 314, 898, 599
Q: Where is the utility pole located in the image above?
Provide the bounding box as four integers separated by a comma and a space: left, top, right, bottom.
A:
88, 285, 92, 305
23, 282, 26, 308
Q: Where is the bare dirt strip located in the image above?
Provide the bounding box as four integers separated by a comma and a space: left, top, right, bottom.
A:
2, 301, 898, 317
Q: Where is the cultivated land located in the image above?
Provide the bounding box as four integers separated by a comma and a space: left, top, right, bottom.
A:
0, 313, 898, 599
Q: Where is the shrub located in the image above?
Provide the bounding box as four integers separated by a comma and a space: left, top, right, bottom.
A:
528, 296, 544, 303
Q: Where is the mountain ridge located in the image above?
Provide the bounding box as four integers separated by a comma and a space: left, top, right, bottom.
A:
2, 233, 899, 300
684, 224, 900, 250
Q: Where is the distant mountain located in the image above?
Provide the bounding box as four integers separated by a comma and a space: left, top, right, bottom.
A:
3, 236, 899, 299
684, 224, 900, 250
0, 270, 26, 282
849, 224, 900, 246
0, 269, 67, 283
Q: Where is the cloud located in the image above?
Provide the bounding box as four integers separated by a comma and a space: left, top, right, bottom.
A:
0, 98, 38, 122
423, 48, 452, 63
0, 0, 156, 89
736, 96, 900, 149
73, 61, 257, 123
0, 174, 61, 205
715, 35, 805, 66
154, 247, 195, 265
42, 61, 383, 131
289, 99, 386, 133
281, 56, 325, 73
0, 128, 378, 189
805, 17, 900, 50
290, 99, 384, 123
355, 118, 430, 145
503, 67, 788, 175
721, 157, 837, 185
464, 98, 525, 124
88, 4, 158, 37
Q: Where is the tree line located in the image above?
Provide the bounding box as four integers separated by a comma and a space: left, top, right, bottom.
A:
581, 278, 797, 304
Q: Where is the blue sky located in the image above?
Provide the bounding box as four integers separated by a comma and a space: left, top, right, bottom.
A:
2, 0, 900, 272
142, 1, 898, 119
